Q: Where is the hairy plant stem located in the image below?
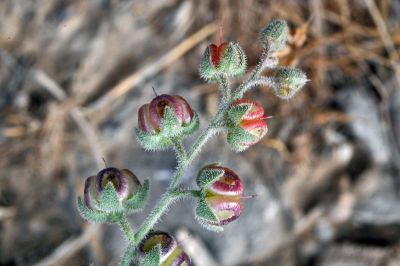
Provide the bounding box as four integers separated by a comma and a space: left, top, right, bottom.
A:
233, 45, 275, 100
119, 214, 135, 243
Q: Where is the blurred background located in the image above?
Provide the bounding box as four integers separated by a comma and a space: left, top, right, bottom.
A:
0, 0, 400, 265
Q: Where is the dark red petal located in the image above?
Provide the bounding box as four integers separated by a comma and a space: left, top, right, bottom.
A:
84, 176, 97, 209
121, 169, 141, 196
241, 119, 268, 137
231, 99, 264, 120
149, 94, 184, 127
206, 196, 243, 225
174, 95, 193, 125
138, 104, 158, 133
209, 44, 219, 67
207, 166, 243, 196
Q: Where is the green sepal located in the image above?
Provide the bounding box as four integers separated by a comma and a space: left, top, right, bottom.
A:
123, 179, 149, 215
160, 106, 182, 137
120, 243, 136, 266
77, 197, 109, 223
219, 42, 247, 78
199, 47, 218, 81
196, 166, 225, 189
97, 183, 123, 213
226, 104, 250, 126
135, 128, 172, 151
227, 126, 257, 152
195, 198, 218, 223
140, 245, 161, 266
195, 199, 223, 232
182, 111, 200, 135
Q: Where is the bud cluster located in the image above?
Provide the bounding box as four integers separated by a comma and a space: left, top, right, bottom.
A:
77, 19, 308, 266
77, 167, 149, 223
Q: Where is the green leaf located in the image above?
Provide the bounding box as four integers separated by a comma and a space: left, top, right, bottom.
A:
196, 166, 225, 189
135, 128, 172, 151
120, 243, 136, 266
182, 111, 200, 135
97, 183, 123, 213
226, 104, 250, 126
124, 179, 149, 215
140, 245, 161, 266
77, 197, 109, 223
227, 126, 257, 152
161, 106, 182, 136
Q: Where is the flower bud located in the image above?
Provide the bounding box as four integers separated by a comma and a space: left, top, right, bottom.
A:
195, 166, 243, 230
199, 41, 247, 81
136, 94, 199, 150
139, 231, 191, 266
83, 168, 140, 210
226, 99, 268, 152
259, 19, 288, 51
273, 67, 308, 99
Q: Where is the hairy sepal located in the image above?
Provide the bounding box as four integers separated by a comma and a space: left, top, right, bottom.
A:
196, 166, 225, 189
226, 104, 250, 126
77, 197, 109, 223
182, 111, 200, 135
160, 106, 183, 136
227, 126, 258, 152
123, 179, 149, 215
135, 128, 172, 151
97, 183, 123, 213
199, 47, 217, 81
140, 245, 161, 266
195, 199, 223, 232
219, 42, 247, 78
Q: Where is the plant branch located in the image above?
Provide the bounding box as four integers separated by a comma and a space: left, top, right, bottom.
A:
234, 77, 277, 100
232, 45, 276, 101
119, 214, 135, 243
217, 75, 230, 103
170, 137, 187, 162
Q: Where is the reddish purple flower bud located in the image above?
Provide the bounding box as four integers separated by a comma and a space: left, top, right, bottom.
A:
198, 166, 244, 226
199, 35, 247, 81
227, 99, 269, 151
83, 167, 141, 209
139, 231, 191, 265
138, 94, 194, 134
96, 167, 129, 201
